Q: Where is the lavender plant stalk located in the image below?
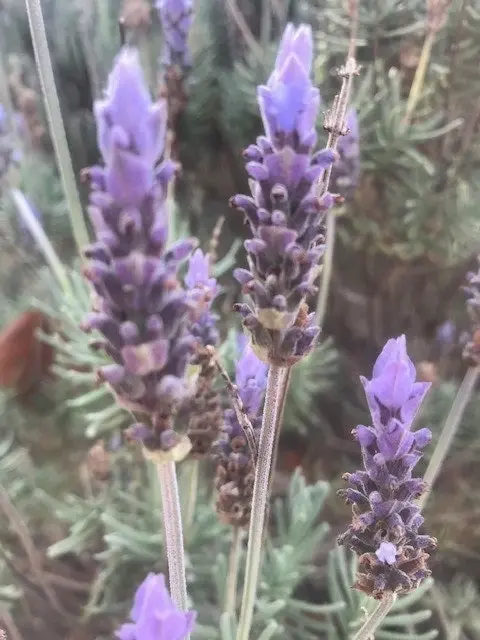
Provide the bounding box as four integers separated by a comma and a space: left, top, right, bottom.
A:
329, 107, 360, 201
81, 47, 196, 612
234, 23, 335, 640
338, 336, 437, 599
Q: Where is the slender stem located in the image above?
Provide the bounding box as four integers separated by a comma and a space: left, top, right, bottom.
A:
184, 459, 199, 536
25, 0, 89, 254
267, 367, 293, 500
236, 365, 290, 640
418, 365, 479, 510
352, 592, 397, 640
224, 527, 243, 616
11, 188, 72, 296
404, 30, 436, 126
315, 208, 337, 327
156, 461, 189, 626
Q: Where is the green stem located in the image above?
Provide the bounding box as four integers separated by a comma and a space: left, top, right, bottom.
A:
404, 30, 436, 125
236, 365, 290, 640
352, 592, 397, 640
25, 0, 89, 255
184, 459, 199, 537
418, 365, 479, 510
315, 208, 337, 327
156, 460, 189, 629
224, 527, 243, 616
11, 188, 71, 296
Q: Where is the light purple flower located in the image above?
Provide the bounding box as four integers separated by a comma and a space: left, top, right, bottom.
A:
83, 47, 198, 452
185, 248, 219, 347
231, 24, 336, 366
117, 573, 196, 640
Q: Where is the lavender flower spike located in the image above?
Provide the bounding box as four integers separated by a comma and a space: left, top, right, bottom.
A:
231, 24, 337, 366
82, 47, 197, 456
156, 0, 193, 69
185, 249, 222, 457
117, 572, 196, 640
338, 335, 437, 599
214, 342, 268, 527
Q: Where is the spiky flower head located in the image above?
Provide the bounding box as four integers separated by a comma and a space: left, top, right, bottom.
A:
82, 48, 197, 455
330, 108, 360, 200
231, 23, 336, 366
338, 336, 436, 599
155, 0, 193, 68
214, 343, 268, 527
462, 258, 480, 365
116, 572, 196, 640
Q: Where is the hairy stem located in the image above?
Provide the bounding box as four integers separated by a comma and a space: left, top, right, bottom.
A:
156, 461, 189, 624
184, 458, 199, 537
225, 527, 243, 616
404, 30, 436, 126
315, 208, 337, 327
236, 365, 290, 640
352, 592, 397, 640
25, 0, 89, 254
418, 365, 479, 510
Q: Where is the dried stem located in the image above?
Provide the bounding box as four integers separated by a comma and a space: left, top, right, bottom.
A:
224, 526, 243, 616
210, 346, 259, 460
236, 365, 290, 640
418, 365, 479, 510
25, 0, 89, 255
352, 592, 397, 640
403, 30, 436, 126
156, 460, 189, 627
315, 2, 359, 326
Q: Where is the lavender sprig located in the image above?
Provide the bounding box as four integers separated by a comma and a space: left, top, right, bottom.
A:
82, 48, 197, 456
338, 336, 437, 599
155, 0, 193, 70
231, 23, 336, 367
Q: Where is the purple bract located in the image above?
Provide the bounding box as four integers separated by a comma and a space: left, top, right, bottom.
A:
155, 0, 193, 68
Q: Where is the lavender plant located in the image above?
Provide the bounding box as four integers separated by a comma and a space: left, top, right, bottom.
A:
11, 1, 480, 639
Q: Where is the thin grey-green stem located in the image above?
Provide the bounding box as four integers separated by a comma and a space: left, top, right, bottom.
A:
266, 367, 293, 503
156, 460, 189, 627
352, 592, 397, 640
25, 0, 89, 254
236, 365, 290, 640
315, 208, 336, 327
418, 364, 479, 510
224, 526, 243, 616
313, 3, 359, 326
184, 458, 199, 537
11, 189, 71, 296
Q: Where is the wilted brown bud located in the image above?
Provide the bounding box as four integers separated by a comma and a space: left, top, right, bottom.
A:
121, 0, 151, 31
427, 0, 452, 33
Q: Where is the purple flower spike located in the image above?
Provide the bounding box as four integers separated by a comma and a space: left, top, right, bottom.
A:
155, 0, 193, 68
83, 47, 197, 454
338, 336, 437, 600
116, 573, 196, 640
330, 108, 360, 200
231, 23, 336, 366
214, 343, 268, 527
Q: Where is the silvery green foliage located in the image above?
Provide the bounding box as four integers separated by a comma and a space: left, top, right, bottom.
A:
42, 461, 339, 639
429, 576, 480, 638
328, 546, 438, 640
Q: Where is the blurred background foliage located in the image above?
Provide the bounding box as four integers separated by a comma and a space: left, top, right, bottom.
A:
0, 0, 480, 638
